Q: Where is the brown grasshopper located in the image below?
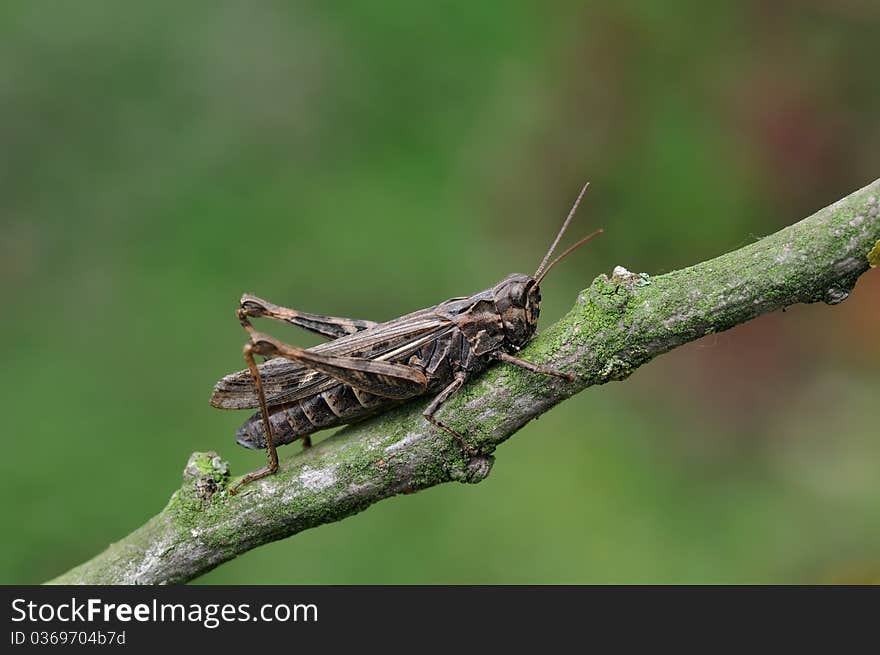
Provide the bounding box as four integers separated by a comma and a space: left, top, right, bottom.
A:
211, 182, 601, 494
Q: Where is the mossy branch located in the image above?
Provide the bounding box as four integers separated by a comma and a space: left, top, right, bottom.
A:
49, 179, 880, 584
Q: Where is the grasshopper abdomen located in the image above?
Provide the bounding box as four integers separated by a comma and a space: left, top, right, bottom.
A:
236, 383, 392, 449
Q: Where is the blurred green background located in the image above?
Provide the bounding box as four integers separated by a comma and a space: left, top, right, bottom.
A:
2, 1, 879, 584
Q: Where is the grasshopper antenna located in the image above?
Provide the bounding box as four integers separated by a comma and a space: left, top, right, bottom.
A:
535, 228, 603, 283
534, 180, 591, 280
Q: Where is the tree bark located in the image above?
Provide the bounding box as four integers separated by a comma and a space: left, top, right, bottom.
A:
48, 178, 880, 584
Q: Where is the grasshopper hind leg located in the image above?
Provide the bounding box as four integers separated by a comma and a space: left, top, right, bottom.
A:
229, 342, 279, 495
238, 294, 377, 340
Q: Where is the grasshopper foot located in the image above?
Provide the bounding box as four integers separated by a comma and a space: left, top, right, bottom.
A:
424, 413, 478, 458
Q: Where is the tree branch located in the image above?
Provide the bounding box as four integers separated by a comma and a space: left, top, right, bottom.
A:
49, 179, 880, 584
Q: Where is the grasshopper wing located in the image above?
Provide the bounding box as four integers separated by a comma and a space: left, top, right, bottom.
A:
210, 311, 452, 409
266, 345, 429, 399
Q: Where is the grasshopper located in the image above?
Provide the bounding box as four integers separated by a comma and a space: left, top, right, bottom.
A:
210, 182, 601, 494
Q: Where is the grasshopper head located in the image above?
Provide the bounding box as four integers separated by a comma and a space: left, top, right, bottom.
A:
493, 273, 541, 349
495, 181, 602, 349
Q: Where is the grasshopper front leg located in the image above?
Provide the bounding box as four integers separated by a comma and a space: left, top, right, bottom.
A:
495, 351, 576, 382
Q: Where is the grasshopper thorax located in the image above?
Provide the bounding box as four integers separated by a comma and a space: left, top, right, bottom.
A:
492, 273, 541, 350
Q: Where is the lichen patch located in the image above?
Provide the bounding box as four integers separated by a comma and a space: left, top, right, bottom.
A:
384, 431, 423, 454
298, 465, 338, 491
869, 240, 880, 268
